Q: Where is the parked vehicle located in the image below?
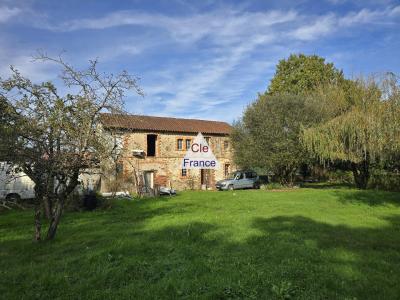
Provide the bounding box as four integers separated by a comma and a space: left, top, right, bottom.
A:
0, 162, 99, 201
216, 170, 260, 190
0, 166, 35, 201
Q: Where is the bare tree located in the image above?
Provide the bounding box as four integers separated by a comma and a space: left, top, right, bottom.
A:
0, 52, 143, 240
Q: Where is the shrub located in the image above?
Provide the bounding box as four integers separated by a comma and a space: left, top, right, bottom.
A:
261, 183, 286, 190
83, 191, 98, 210
369, 170, 400, 192
66, 190, 84, 211
327, 170, 354, 184
96, 194, 114, 210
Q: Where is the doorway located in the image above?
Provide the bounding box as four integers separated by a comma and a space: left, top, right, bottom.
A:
201, 169, 210, 188
143, 171, 154, 189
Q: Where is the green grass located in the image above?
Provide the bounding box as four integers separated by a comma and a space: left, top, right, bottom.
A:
1, 188, 400, 299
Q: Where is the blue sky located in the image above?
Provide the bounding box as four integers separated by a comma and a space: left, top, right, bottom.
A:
1, 0, 399, 122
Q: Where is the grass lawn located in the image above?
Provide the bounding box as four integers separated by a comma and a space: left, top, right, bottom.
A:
1, 188, 400, 299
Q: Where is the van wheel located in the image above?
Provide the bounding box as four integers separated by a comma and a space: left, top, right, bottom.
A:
228, 185, 234, 191
6, 193, 21, 202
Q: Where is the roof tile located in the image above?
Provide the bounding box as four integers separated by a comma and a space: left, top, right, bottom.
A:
100, 113, 232, 135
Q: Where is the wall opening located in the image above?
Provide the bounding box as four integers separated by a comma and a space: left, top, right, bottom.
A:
224, 163, 230, 177
147, 134, 157, 157
143, 171, 154, 189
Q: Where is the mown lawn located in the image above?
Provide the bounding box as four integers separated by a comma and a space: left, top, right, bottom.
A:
1, 188, 400, 299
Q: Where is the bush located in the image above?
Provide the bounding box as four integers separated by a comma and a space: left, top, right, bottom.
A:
261, 183, 286, 190
83, 191, 98, 210
327, 170, 354, 184
96, 194, 114, 210
66, 191, 114, 211
369, 170, 400, 192
66, 190, 84, 211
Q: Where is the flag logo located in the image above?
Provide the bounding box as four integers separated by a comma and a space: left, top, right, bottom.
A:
181, 132, 219, 169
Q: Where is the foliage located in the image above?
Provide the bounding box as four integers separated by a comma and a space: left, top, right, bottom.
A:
232, 94, 322, 184
369, 170, 400, 192
0, 52, 142, 240
1, 189, 400, 299
302, 75, 400, 189
260, 182, 286, 190
267, 54, 345, 95
233, 54, 351, 184
327, 170, 354, 184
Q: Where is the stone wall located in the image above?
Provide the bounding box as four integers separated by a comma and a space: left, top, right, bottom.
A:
101, 130, 234, 192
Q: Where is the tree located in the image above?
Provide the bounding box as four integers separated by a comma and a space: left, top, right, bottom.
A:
231, 94, 322, 184
267, 54, 345, 95
302, 75, 400, 189
0, 53, 143, 240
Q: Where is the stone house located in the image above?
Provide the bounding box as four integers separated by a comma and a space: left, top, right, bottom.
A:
99, 113, 234, 191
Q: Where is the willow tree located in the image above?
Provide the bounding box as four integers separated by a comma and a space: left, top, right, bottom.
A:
302, 75, 400, 189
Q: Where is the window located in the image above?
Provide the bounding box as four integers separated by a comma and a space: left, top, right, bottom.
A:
181, 169, 187, 177
224, 140, 229, 150
236, 172, 244, 180
245, 171, 256, 179
224, 163, 230, 177
177, 139, 183, 150
185, 139, 191, 150
147, 134, 157, 157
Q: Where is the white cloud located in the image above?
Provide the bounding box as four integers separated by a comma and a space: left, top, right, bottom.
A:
0, 6, 20, 23
52, 8, 297, 120
3, 4, 400, 121
290, 14, 337, 41
0, 40, 59, 83
388, 5, 400, 17
79, 5, 397, 120
290, 5, 400, 41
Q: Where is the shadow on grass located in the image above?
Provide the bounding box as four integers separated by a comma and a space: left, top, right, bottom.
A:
83, 214, 400, 299
139, 215, 400, 299
301, 182, 354, 189
333, 189, 400, 206
2, 199, 400, 299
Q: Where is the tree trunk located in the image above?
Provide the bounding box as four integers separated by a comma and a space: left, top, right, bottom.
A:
278, 167, 296, 186
43, 195, 52, 220
34, 203, 41, 241
33, 186, 43, 241
46, 200, 64, 240
352, 160, 370, 189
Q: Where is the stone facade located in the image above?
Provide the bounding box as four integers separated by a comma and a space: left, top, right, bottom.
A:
102, 130, 234, 192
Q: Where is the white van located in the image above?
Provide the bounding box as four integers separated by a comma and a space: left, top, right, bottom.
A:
0, 163, 35, 201
0, 163, 101, 201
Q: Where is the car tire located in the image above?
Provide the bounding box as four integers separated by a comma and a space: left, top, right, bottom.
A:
6, 193, 21, 202
228, 185, 234, 191
253, 183, 260, 189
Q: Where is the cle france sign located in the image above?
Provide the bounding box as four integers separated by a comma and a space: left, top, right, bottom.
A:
181, 132, 219, 169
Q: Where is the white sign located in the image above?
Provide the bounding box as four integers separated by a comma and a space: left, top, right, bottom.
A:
181, 132, 219, 169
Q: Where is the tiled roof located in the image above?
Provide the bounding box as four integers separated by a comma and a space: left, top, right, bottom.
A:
100, 113, 232, 135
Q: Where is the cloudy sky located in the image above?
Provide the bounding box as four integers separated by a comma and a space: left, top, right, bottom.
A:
1, 0, 399, 122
